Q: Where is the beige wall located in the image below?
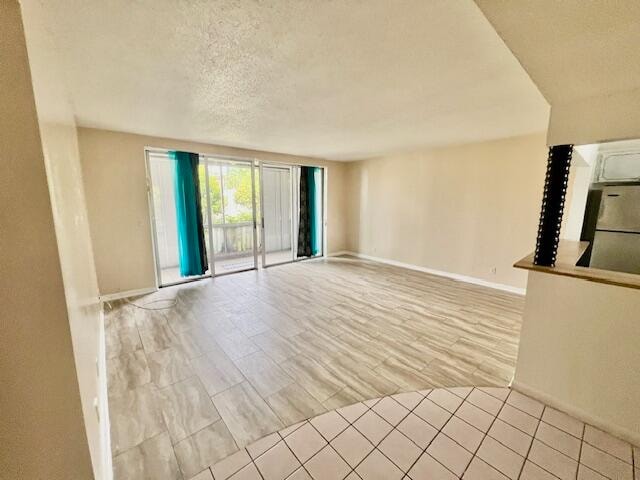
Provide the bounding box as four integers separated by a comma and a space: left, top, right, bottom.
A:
38, 122, 108, 479
514, 271, 640, 445
19, 0, 109, 476
0, 2, 93, 478
345, 133, 550, 290
78, 128, 347, 296
516, 73, 640, 443
518, 56, 640, 443
548, 88, 640, 147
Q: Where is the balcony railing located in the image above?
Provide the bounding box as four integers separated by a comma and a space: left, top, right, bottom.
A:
207, 222, 255, 258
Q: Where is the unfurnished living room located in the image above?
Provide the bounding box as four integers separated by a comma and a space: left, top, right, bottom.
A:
3, 1, 640, 479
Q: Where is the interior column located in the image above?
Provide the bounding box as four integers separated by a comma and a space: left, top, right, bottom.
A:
533, 144, 573, 266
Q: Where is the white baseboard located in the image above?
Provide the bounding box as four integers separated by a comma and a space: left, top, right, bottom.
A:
101, 255, 524, 301
511, 381, 640, 447
98, 308, 113, 480
99, 286, 157, 302
337, 251, 526, 295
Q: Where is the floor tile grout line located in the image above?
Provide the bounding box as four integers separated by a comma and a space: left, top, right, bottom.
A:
516, 404, 543, 480
279, 420, 308, 440
459, 387, 511, 479
485, 411, 554, 464
495, 402, 542, 438
210, 449, 251, 480
530, 417, 629, 479
111, 429, 170, 461
575, 422, 586, 480
377, 425, 425, 474
502, 393, 546, 422
346, 395, 425, 476
464, 390, 508, 419
249, 431, 282, 480
536, 416, 583, 441
475, 386, 511, 403
127, 324, 181, 471
299, 391, 426, 477
521, 425, 580, 480
322, 402, 386, 475
401, 387, 475, 479
579, 437, 636, 466
154, 358, 188, 479
282, 421, 340, 480
305, 419, 355, 478
346, 397, 417, 475
526, 421, 583, 464
573, 427, 638, 480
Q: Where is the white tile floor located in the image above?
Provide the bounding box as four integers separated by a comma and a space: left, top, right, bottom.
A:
194, 387, 639, 480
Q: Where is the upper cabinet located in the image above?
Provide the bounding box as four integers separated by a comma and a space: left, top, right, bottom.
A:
594, 150, 640, 183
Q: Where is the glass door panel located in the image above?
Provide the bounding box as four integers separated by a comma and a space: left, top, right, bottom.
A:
205, 158, 257, 275
261, 164, 294, 266
147, 152, 211, 286
148, 152, 325, 284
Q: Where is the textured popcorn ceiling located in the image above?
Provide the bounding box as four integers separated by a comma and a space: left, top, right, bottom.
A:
21, 0, 548, 160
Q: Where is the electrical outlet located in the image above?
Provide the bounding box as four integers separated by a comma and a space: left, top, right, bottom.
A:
490, 267, 497, 274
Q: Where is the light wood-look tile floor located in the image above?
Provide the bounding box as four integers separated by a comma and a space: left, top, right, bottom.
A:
106, 256, 525, 479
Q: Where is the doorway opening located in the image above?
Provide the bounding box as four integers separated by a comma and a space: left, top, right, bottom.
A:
146, 150, 325, 287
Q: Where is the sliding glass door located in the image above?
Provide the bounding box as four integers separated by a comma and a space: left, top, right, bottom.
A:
259, 163, 325, 266
147, 150, 325, 286
295, 166, 324, 259
261, 164, 295, 266
148, 152, 212, 286
204, 157, 258, 275
148, 152, 258, 286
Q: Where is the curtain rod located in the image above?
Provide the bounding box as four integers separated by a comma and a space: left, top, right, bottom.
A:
144, 146, 325, 170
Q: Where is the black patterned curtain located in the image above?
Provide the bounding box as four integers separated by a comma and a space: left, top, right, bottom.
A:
297, 167, 313, 257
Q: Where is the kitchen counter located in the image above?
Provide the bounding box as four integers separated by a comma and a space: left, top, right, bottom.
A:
514, 240, 640, 290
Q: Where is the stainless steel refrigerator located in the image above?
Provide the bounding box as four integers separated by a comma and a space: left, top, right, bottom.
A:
589, 184, 640, 274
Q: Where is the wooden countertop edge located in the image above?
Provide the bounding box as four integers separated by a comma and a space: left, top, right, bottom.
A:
514, 240, 640, 290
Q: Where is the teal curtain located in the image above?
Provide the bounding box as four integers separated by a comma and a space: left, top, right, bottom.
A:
170, 151, 208, 277
308, 167, 322, 255
297, 166, 322, 257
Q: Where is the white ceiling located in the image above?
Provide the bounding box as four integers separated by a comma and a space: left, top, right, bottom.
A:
21, 0, 548, 160
474, 0, 640, 105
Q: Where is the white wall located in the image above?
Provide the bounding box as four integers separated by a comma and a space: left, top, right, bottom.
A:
514, 271, 640, 445
561, 146, 597, 242
346, 132, 549, 291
